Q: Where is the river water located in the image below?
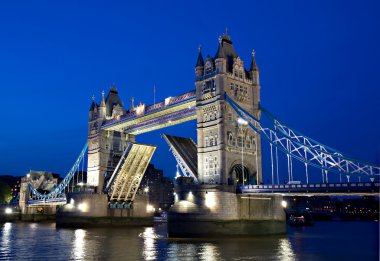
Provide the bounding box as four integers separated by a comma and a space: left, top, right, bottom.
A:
0, 221, 378, 260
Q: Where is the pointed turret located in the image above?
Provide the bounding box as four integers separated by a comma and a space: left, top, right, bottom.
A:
105, 84, 126, 117
89, 95, 96, 111
195, 46, 205, 80
250, 50, 258, 72
100, 90, 106, 107
215, 36, 226, 59
195, 46, 204, 67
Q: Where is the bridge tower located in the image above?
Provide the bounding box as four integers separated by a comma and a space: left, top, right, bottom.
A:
195, 32, 262, 185
87, 86, 131, 192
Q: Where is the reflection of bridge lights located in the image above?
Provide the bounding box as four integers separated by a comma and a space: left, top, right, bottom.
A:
142, 227, 157, 260
278, 238, 295, 261
281, 200, 287, 208
4, 208, 12, 214
1, 223, 12, 252
72, 229, 86, 260
199, 243, 219, 261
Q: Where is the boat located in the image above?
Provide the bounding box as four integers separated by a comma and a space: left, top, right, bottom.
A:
288, 213, 314, 227
153, 211, 167, 223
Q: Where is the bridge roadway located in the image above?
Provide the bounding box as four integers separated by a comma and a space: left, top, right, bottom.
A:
238, 182, 380, 196
101, 90, 196, 134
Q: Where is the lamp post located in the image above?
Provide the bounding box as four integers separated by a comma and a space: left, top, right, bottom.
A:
238, 118, 248, 186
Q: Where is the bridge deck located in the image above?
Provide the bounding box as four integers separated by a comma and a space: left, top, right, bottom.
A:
239, 182, 380, 196
101, 90, 196, 134
162, 134, 198, 180
109, 143, 156, 202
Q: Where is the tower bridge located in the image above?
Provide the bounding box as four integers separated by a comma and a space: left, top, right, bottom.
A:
20, 32, 380, 235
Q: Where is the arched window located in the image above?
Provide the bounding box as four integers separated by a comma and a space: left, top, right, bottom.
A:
228, 133, 233, 145
210, 137, 214, 146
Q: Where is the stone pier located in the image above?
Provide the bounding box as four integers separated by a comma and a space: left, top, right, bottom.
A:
168, 185, 286, 237
56, 192, 153, 227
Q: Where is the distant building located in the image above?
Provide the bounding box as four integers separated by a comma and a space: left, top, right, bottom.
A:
139, 164, 174, 211
0, 175, 21, 199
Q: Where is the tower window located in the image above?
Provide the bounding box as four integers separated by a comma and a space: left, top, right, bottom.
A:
210, 137, 214, 146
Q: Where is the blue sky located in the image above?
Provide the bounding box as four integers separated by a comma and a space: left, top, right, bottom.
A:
0, 1, 379, 182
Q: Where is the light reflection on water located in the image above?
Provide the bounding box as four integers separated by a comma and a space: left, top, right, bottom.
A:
0, 221, 377, 260
72, 229, 86, 260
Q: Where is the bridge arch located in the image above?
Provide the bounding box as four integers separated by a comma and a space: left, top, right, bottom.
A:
229, 164, 257, 185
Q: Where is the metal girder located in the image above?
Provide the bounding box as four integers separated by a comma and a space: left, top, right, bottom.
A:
101, 90, 196, 132
109, 143, 156, 202
225, 93, 380, 178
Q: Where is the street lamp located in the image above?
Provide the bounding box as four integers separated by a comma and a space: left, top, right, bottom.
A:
238, 118, 248, 186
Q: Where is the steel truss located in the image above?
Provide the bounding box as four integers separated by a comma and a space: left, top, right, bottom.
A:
225, 94, 379, 180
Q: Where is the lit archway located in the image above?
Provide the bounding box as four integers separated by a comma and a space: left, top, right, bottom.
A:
229, 164, 257, 185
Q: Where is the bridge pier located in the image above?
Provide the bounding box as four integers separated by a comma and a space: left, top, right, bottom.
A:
56, 193, 153, 227
168, 185, 286, 237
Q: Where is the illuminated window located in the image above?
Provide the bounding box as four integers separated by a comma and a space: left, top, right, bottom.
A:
237, 137, 243, 147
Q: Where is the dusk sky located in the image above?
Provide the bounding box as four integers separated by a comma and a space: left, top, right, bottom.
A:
0, 0, 379, 182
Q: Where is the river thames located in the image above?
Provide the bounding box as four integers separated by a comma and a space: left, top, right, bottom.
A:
0, 221, 378, 260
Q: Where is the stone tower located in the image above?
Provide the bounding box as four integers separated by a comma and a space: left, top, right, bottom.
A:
195, 32, 262, 185
87, 86, 130, 192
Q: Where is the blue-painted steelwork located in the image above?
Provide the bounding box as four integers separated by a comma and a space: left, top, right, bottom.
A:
238, 182, 380, 195
28, 143, 88, 204
225, 93, 380, 179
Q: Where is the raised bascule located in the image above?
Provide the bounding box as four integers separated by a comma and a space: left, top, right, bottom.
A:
20, 32, 380, 235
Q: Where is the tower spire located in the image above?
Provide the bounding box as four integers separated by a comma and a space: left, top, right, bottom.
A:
250, 49, 258, 71
89, 95, 96, 111
100, 90, 106, 107
195, 45, 204, 67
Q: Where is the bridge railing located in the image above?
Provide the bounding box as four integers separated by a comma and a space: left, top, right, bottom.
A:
238, 182, 380, 194
102, 90, 196, 129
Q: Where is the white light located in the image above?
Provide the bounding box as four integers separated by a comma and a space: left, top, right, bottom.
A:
26, 174, 30, 178
205, 192, 216, 210
281, 200, 287, 208
144, 187, 149, 193
70, 198, 75, 205
187, 191, 194, 201
78, 182, 84, 186
146, 204, 155, 213
77, 203, 87, 212
237, 118, 248, 125
5, 208, 12, 214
